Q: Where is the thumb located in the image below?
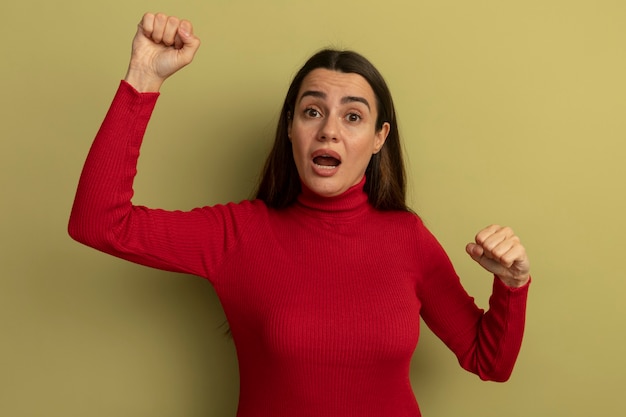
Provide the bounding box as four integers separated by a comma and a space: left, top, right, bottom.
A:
466, 242, 506, 278
465, 242, 484, 262
175, 20, 201, 55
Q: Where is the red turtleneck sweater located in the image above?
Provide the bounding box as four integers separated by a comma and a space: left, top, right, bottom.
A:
69, 81, 529, 417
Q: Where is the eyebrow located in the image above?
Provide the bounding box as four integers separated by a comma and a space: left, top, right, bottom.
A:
299, 90, 371, 110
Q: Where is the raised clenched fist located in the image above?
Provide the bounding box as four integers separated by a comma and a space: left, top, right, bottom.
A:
124, 13, 201, 92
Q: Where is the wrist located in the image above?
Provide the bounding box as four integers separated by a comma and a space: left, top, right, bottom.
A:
497, 274, 530, 289
124, 67, 164, 93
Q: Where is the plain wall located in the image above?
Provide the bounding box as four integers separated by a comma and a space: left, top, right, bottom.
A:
2, 0, 625, 416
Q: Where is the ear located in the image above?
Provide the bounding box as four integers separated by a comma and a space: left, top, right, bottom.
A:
373, 122, 390, 154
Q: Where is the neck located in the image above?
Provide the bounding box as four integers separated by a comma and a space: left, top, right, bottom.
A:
295, 177, 369, 218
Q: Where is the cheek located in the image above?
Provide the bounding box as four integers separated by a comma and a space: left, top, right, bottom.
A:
290, 124, 312, 155
355, 136, 379, 158
289, 136, 307, 168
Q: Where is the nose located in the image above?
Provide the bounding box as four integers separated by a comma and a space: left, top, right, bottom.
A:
318, 116, 339, 142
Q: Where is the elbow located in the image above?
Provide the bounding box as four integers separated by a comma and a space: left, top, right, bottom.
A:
68, 223, 82, 243
68, 200, 89, 244
67, 216, 92, 246
460, 350, 517, 383
480, 371, 512, 383
67, 211, 108, 250
476, 363, 516, 383
68, 208, 130, 257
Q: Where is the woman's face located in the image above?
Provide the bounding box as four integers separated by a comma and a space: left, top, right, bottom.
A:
288, 68, 390, 197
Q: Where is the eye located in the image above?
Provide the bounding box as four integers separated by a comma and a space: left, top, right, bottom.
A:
346, 112, 362, 122
304, 107, 322, 118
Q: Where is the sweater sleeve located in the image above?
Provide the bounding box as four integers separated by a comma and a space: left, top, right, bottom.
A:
68, 81, 256, 282
415, 221, 529, 382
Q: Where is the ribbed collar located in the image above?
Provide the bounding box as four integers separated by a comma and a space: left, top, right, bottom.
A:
295, 176, 370, 219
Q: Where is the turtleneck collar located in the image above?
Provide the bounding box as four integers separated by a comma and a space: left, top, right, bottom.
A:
295, 176, 370, 219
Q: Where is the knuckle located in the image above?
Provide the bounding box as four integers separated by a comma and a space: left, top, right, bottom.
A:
155, 13, 168, 23
490, 247, 504, 260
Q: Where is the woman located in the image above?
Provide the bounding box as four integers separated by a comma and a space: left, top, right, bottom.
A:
69, 13, 531, 417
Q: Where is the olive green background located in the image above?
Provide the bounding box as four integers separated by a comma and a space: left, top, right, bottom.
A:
2, 1, 625, 416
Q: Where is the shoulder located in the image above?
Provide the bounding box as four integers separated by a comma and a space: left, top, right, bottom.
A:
372, 208, 427, 235
204, 198, 270, 223
360, 208, 433, 251
185, 199, 271, 236
375, 209, 449, 256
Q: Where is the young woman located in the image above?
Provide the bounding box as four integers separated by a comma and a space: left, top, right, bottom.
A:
69, 13, 531, 417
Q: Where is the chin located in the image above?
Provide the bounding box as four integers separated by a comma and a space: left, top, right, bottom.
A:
304, 179, 343, 197
314, 183, 353, 198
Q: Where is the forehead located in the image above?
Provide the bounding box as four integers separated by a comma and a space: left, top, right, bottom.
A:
297, 68, 376, 104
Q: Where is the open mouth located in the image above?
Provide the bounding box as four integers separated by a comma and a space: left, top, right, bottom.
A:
312, 150, 342, 170
313, 155, 341, 168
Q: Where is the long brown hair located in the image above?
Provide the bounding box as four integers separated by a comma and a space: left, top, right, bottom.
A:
255, 49, 409, 212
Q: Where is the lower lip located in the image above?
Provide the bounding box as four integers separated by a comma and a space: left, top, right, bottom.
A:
311, 162, 340, 177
